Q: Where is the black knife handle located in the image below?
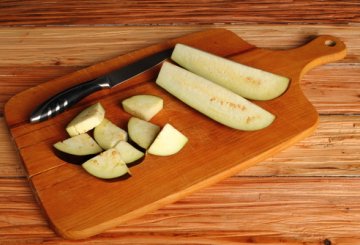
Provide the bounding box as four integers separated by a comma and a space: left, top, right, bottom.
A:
29, 76, 111, 123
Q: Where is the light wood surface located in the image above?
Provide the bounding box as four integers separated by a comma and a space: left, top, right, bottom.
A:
0, 1, 359, 244
5, 28, 347, 239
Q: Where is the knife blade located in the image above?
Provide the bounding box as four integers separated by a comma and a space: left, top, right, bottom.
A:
30, 48, 173, 123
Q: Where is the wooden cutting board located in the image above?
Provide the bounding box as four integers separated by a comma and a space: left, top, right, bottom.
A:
4, 28, 346, 239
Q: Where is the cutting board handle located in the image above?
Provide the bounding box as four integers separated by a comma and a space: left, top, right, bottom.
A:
290, 35, 347, 77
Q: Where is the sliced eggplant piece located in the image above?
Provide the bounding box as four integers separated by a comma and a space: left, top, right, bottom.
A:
82, 148, 130, 179
94, 118, 127, 150
156, 62, 275, 131
53, 133, 103, 164
54, 133, 102, 155
128, 117, 160, 149
66, 102, 105, 137
148, 123, 188, 156
171, 43, 290, 101
122, 94, 163, 121
114, 141, 145, 165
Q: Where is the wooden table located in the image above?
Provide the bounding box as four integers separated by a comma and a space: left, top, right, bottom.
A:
0, 1, 359, 244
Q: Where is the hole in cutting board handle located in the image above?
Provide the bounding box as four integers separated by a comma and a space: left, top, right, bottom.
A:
325, 39, 337, 47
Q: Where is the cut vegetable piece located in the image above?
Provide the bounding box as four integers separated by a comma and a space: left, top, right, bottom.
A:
94, 118, 127, 150
122, 94, 163, 121
156, 62, 275, 131
128, 117, 160, 149
53, 133, 103, 164
82, 148, 130, 179
66, 102, 105, 137
54, 133, 102, 156
148, 123, 188, 156
171, 43, 290, 100
114, 141, 145, 165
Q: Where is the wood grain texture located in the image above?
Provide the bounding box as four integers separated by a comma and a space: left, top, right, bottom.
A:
0, 118, 24, 177
2, 177, 360, 244
0, 0, 359, 26
0, 25, 358, 243
3, 29, 347, 239
2, 115, 360, 178
241, 115, 360, 177
0, 25, 359, 115
0, 1, 359, 242
0, 25, 358, 67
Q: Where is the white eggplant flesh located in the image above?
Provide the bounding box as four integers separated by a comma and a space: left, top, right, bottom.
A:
94, 118, 127, 150
82, 148, 130, 179
114, 141, 145, 164
127, 117, 160, 149
148, 123, 188, 156
66, 102, 105, 137
156, 62, 275, 131
53, 133, 102, 156
122, 94, 163, 121
171, 43, 290, 101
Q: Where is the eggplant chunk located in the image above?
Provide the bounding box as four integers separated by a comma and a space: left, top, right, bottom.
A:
66, 102, 105, 137
127, 117, 160, 149
53, 133, 103, 164
114, 141, 145, 165
54, 133, 102, 155
82, 149, 130, 179
148, 123, 188, 156
94, 118, 127, 150
122, 94, 163, 121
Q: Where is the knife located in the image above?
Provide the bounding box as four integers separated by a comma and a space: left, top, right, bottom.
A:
30, 48, 173, 123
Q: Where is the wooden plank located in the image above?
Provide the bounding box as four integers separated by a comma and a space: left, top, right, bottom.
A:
0, 118, 25, 177
0, 25, 359, 115
1, 64, 358, 116
2, 177, 360, 244
241, 115, 360, 177
0, 26, 358, 66
301, 65, 360, 114
0, 0, 358, 26
2, 115, 360, 178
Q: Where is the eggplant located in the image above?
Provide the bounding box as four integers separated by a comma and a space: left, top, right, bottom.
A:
122, 94, 163, 121
148, 123, 188, 156
66, 102, 105, 137
156, 62, 275, 131
53, 133, 103, 164
82, 148, 130, 179
127, 117, 160, 150
171, 43, 289, 101
114, 141, 145, 166
94, 118, 127, 150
